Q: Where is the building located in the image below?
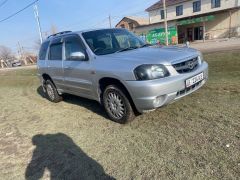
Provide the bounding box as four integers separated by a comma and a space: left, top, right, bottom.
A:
145, 0, 240, 43
116, 0, 240, 44
115, 16, 149, 31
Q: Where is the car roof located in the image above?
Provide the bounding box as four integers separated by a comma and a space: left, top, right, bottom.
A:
75, 28, 122, 33
42, 28, 124, 43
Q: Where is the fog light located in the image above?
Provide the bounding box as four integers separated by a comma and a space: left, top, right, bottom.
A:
153, 96, 165, 107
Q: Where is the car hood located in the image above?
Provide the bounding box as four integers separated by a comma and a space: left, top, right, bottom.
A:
98, 46, 200, 65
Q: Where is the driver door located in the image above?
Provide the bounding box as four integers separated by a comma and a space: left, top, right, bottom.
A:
62, 35, 94, 99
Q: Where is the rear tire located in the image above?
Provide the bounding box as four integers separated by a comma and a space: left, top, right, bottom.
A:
45, 80, 62, 103
103, 85, 135, 124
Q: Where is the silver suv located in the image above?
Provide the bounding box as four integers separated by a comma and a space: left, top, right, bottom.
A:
37, 28, 208, 123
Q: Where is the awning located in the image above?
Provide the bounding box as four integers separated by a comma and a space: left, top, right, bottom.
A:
177, 15, 215, 26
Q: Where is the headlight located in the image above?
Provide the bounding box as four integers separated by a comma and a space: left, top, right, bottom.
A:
134, 64, 170, 80
198, 52, 204, 65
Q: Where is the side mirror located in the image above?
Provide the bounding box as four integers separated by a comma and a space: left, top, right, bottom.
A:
70, 52, 86, 60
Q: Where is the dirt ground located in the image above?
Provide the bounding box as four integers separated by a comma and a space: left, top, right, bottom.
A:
0, 50, 239, 180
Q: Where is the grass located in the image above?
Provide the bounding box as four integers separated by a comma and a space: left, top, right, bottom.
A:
0, 50, 239, 179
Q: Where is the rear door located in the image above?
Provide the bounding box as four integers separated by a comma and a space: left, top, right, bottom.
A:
37, 41, 50, 76
46, 37, 64, 90
63, 35, 94, 99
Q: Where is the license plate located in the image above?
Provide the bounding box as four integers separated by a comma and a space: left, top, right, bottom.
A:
186, 72, 204, 88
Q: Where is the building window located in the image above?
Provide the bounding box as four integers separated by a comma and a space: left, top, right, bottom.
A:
193, 1, 201, 12
120, 24, 125, 28
160, 10, 165, 19
211, 0, 221, 8
176, 5, 183, 16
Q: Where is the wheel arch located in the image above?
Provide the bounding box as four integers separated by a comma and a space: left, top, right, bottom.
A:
41, 73, 57, 92
42, 73, 52, 82
98, 77, 139, 114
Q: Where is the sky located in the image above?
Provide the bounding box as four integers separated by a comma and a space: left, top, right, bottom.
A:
0, 0, 158, 53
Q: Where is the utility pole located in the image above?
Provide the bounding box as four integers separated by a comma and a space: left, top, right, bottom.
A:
18, 42, 27, 65
229, 10, 232, 38
109, 15, 112, 28
17, 42, 23, 58
163, 0, 169, 46
33, 4, 43, 43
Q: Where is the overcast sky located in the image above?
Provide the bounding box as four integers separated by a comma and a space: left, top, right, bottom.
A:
0, 0, 157, 53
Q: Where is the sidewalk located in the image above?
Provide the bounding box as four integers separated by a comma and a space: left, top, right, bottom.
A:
187, 37, 240, 53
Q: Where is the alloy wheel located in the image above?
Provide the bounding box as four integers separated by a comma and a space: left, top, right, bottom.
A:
46, 84, 55, 101
106, 92, 125, 119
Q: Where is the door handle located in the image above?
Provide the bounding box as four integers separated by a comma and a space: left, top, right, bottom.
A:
65, 66, 73, 70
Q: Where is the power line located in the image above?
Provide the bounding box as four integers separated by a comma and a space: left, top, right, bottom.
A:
0, 0, 8, 8
109, 0, 152, 18
59, 10, 147, 31
87, 17, 109, 29
0, 0, 39, 23
112, 11, 147, 19
58, 0, 152, 31
81, 11, 146, 29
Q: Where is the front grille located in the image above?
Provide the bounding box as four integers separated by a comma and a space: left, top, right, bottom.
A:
173, 57, 199, 74
176, 80, 202, 97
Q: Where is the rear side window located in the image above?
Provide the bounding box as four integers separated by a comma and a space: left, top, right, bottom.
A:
49, 43, 63, 60
39, 41, 50, 60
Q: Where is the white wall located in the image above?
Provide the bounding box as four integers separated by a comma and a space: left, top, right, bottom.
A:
134, 21, 176, 35
149, 0, 240, 23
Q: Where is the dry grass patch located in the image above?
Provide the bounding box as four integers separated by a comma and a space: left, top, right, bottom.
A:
0, 51, 239, 179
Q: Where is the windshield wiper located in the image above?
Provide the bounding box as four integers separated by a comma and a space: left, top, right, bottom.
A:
115, 46, 139, 53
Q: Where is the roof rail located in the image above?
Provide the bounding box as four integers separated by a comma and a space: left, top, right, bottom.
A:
47, 31, 72, 39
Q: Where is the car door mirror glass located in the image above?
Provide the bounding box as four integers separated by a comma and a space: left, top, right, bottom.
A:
70, 52, 86, 61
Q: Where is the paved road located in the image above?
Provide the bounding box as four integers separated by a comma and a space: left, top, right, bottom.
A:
189, 38, 240, 53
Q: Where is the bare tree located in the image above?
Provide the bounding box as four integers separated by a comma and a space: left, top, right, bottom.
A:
0, 46, 13, 61
32, 24, 59, 53
50, 24, 58, 34
34, 39, 42, 51
43, 24, 59, 39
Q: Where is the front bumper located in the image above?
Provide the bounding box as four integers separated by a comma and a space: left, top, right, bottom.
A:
125, 62, 208, 113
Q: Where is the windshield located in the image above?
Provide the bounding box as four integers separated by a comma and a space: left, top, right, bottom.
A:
82, 29, 145, 55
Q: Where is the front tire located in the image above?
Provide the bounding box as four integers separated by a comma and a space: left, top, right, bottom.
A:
45, 80, 62, 103
103, 85, 135, 124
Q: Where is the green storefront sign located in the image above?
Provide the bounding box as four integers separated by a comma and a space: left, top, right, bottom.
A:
177, 15, 215, 26
146, 26, 178, 45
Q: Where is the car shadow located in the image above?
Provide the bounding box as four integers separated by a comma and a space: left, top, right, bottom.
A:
37, 86, 108, 119
25, 133, 115, 180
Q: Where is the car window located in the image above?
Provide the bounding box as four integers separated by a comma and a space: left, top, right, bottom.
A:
98, 34, 113, 49
39, 41, 50, 60
86, 39, 94, 50
114, 34, 129, 48
114, 32, 141, 48
82, 29, 144, 55
64, 35, 86, 60
49, 43, 63, 60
